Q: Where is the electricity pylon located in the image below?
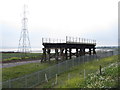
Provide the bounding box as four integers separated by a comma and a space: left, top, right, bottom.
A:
18, 4, 31, 53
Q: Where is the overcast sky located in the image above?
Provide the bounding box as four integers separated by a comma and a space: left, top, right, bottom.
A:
0, 0, 119, 48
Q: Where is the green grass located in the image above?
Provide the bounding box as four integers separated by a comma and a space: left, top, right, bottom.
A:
36, 55, 119, 88
2, 61, 56, 81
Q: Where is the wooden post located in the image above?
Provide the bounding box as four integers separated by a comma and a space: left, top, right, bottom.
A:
47, 48, 51, 62
65, 48, 68, 60
76, 48, 78, 57
55, 48, 58, 61
99, 65, 102, 75
69, 48, 72, 59
60, 48, 64, 60
42, 48, 46, 62
93, 48, 96, 54
89, 48, 91, 55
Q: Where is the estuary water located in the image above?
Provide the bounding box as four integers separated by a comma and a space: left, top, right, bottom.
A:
0, 48, 43, 53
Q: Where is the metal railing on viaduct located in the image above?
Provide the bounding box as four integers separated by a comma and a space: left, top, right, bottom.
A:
42, 36, 96, 45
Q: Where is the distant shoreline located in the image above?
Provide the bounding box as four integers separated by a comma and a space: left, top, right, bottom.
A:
0, 48, 43, 53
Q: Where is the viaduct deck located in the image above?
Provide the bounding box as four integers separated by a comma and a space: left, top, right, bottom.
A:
41, 36, 96, 62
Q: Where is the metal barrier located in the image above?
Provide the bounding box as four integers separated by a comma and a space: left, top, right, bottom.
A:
1, 50, 118, 88
42, 36, 96, 45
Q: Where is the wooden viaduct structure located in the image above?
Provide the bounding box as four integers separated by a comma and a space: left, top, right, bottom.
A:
41, 36, 96, 62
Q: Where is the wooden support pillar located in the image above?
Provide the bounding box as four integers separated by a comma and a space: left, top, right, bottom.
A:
42, 48, 46, 62
76, 48, 78, 57
93, 48, 96, 54
78, 49, 80, 56
89, 48, 91, 55
65, 48, 68, 60
79, 48, 82, 56
60, 48, 64, 60
83, 48, 85, 55
55, 48, 59, 61
69, 48, 72, 59
47, 48, 51, 62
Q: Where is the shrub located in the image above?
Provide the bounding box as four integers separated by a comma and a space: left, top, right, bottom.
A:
4, 57, 21, 61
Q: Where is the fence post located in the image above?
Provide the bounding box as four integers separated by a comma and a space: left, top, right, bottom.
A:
99, 65, 102, 75
84, 69, 86, 80
9, 79, 11, 88
45, 73, 48, 82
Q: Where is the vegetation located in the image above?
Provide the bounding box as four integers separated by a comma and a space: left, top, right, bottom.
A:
36, 55, 119, 88
61, 62, 118, 88
83, 62, 118, 88
3, 57, 21, 61
2, 61, 56, 81
1, 53, 42, 62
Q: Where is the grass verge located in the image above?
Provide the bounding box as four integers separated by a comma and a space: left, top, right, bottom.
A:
36, 55, 119, 88
2, 61, 56, 81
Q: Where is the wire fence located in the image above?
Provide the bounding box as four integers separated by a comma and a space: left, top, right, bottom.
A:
1, 50, 119, 88
48, 62, 118, 88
